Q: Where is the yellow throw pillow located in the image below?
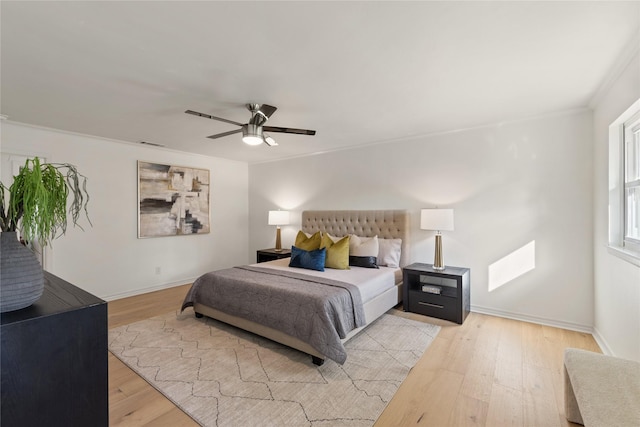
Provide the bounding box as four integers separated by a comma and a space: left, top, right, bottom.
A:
320, 233, 350, 269
294, 230, 322, 251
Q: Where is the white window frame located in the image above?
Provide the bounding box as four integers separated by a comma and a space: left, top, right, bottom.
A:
608, 98, 640, 266
624, 113, 640, 252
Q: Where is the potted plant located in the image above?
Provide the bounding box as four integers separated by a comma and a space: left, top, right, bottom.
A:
0, 157, 90, 312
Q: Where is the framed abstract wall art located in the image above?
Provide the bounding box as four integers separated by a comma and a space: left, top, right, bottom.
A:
137, 161, 210, 238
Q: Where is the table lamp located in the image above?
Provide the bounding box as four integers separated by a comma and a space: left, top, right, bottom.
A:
420, 209, 454, 270
268, 210, 290, 252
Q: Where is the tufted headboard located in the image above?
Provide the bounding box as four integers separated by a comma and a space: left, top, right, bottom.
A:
301, 210, 410, 267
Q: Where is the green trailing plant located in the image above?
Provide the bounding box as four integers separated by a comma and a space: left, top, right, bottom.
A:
0, 157, 90, 247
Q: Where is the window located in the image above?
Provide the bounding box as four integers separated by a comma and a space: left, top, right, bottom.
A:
609, 99, 640, 265
624, 113, 640, 252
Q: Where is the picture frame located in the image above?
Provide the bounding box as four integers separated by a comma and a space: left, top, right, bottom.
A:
137, 161, 210, 238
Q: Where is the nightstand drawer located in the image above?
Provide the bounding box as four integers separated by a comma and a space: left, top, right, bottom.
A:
408, 290, 459, 322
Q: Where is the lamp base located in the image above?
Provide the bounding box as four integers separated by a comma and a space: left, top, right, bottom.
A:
433, 233, 446, 271
274, 227, 282, 252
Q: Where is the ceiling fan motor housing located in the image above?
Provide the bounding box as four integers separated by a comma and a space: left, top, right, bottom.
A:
248, 104, 272, 127
242, 123, 264, 145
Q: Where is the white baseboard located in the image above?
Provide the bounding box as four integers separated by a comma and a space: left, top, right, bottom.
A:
471, 304, 593, 334
102, 278, 196, 302
590, 326, 614, 356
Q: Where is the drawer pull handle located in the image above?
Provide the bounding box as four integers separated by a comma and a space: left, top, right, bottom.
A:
418, 302, 444, 309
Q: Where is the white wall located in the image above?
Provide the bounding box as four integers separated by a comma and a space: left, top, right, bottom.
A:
249, 110, 594, 331
2, 107, 598, 332
593, 51, 640, 361
1, 122, 249, 300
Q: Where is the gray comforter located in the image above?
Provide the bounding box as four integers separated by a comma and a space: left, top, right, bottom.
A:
181, 265, 366, 364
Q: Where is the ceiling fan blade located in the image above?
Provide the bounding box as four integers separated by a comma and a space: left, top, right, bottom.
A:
185, 109, 244, 127
263, 126, 316, 136
264, 134, 278, 147
258, 104, 277, 119
207, 128, 242, 139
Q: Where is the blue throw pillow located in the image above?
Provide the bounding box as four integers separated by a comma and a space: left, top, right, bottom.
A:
289, 246, 326, 272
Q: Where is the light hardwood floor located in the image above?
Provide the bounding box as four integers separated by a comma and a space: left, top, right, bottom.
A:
108, 285, 599, 426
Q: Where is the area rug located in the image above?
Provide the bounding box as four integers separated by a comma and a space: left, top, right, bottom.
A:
108, 310, 440, 426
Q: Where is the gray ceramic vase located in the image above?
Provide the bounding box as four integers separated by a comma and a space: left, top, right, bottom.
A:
0, 231, 44, 312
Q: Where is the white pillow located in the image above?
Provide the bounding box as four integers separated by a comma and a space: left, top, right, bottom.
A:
349, 235, 379, 268
349, 235, 378, 256
378, 238, 402, 268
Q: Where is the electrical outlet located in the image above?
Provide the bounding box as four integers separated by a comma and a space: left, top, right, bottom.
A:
155, 266, 161, 275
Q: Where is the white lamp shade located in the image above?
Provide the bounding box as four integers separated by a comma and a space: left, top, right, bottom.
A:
268, 210, 290, 226
420, 209, 454, 231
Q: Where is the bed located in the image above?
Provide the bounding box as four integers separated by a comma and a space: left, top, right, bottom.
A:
181, 210, 410, 365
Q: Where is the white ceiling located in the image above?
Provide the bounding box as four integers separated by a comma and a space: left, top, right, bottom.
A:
2, 1, 639, 164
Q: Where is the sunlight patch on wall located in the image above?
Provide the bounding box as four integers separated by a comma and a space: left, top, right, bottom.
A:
488, 241, 536, 292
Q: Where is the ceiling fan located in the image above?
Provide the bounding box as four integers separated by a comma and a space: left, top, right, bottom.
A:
185, 104, 316, 147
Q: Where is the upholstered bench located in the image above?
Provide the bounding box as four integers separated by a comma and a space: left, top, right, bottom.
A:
564, 348, 640, 427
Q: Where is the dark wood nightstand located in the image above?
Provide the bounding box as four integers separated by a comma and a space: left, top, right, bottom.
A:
403, 263, 470, 324
256, 248, 292, 263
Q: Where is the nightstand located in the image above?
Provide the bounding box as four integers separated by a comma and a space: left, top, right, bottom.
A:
403, 263, 470, 324
256, 248, 292, 263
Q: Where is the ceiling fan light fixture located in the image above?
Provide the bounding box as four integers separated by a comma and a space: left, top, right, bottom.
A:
242, 135, 263, 146
242, 124, 264, 146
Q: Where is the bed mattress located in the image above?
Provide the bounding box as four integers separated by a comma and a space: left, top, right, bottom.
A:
254, 257, 402, 304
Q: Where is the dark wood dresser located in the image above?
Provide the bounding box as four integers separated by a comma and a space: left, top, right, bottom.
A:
1, 271, 108, 427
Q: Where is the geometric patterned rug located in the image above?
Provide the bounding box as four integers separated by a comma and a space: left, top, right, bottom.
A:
108, 310, 440, 426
